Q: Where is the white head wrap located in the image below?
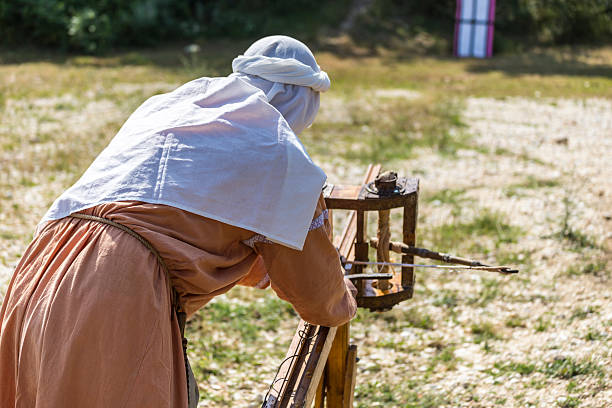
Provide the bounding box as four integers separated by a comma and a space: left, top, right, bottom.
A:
38, 36, 330, 250
232, 35, 330, 92
231, 35, 330, 135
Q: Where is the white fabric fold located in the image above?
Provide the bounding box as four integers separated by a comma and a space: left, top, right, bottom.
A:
230, 35, 329, 135
232, 55, 330, 92
39, 35, 330, 250
229, 73, 319, 135
39, 76, 326, 250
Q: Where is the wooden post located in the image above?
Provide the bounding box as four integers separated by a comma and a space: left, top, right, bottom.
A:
324, 323, 350, 406
354, 210, 368, 296
402, 193, 418, 295
376, 209, 392, 291
343, 345, 358, 407
319, 164, 381, 407
314, 373, 325, 408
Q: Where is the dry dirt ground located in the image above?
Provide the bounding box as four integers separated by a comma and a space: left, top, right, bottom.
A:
305, 92, 612, 408
0, 57, 610, 407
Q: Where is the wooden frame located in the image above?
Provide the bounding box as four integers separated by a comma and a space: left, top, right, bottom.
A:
260, 163, 517, 407
262, 164, 419, 407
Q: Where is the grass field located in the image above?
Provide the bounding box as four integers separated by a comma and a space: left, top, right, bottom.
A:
0, 43, 611, 407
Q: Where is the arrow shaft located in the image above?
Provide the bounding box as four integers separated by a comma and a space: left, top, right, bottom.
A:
347, 260, 517, 274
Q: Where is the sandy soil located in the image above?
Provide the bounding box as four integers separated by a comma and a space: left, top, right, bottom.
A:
325, 94, 612, 408
1, 88, 610, 407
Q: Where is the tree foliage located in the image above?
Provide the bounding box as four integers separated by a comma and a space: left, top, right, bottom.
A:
357, 0, 611, 51
0, 0, 609, 53
0, 0, 351, 52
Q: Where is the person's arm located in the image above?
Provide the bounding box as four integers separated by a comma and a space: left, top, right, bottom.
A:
248, 195, 357, 327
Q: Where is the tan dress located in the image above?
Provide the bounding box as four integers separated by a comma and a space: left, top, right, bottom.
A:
0, 197, 356, 407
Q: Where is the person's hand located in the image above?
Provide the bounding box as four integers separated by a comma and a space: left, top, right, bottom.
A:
344, 277, 358, 299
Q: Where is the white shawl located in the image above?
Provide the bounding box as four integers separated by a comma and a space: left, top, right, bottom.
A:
40, 76, 326, 249
40, 36, 330, 250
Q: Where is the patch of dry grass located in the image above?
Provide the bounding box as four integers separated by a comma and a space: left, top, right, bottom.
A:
1, 44, 611, 407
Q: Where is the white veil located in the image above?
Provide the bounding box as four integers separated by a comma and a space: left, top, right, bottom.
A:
39, 36, 330, 250
231, 35, 330, 135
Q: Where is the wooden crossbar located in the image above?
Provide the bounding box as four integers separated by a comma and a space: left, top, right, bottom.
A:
262, 164, 381, 408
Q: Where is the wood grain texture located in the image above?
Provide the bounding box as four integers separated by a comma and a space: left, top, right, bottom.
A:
323, 164, 381, 406
343, 345, 358, 408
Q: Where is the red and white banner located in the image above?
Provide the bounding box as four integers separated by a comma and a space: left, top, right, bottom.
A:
454, 0, 496, 58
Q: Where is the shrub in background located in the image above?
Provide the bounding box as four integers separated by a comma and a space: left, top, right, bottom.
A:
0, 0, 351, 53
0, 0, 185, 51
495, 0, 612, 48
352, 0, 611, 53
0, 0, 609, 53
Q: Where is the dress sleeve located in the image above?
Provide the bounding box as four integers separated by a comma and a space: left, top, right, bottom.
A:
248, 195, 357, 327
235, 255, 269, 289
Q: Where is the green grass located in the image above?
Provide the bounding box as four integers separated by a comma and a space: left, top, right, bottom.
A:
424, 189, 474, 218
355, 380, 449, 408
469, 278, 503, 306
557, 396, 581, 408
558, 228, 598, 250
2, 42, 611, 406
570, 305, 599, 321
488, 361, 536, 377
425, 345, 457, 375
542, 357, 604, 380
0, 231, 20, 240
495, 250, 532, 272
185, 292, 296, 383
584, 329, 606, 341
552, 195, 599, 250
535, 316, 553, 332
432, 290, 459, 308
370, 306, 435, 331
504, 175, 560, 197
403, 308, 435, 330
322, 48, 612, 99
402, 392, 449, 408
471, 321, 501, 344
355, 382, 397, 406
426, 209, 524, 255
306, 96, 470, 164
505, 315, 527, 328
424, 189, 469, 205
567, 259, 608, 277
566, 380, 580, 393
490, 356, 605, 385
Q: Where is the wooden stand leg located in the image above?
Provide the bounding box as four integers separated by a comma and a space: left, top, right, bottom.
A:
402, 195, 418, 296
343, 345, 358, 408
324, 323, 349, 406
319, 165, 379, 407
314, 370, 326, 408
321, 323, 358, 408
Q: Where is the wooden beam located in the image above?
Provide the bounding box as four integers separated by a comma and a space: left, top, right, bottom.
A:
402, 194, 418, 294
295, 326, 338, 407
343, 345, 358, 408
314, 371, 325, 408
264, 164, 381, 407
324, 322, 349, 407
277, 322, 316, 408
262, 322, 335, 407
324, 164, 381, 406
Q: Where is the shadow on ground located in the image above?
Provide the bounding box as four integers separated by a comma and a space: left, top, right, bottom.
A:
0, 40, 252, 76
465, 48, 612, 78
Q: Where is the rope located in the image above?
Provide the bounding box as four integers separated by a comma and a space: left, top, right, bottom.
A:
376, 210, 392, 290
67, 213, 178, 310
69, 212, 201, 406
